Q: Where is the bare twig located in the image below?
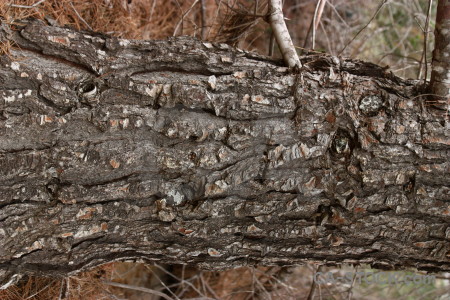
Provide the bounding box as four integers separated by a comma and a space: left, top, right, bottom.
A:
173, 0, 184, 36
173, 0, 201, 37
207, 0, 222, 40
199, 272, 220, 299
306, 265, 322, 300
150, 264, 207, 297
303, 0, 326, 50
9, 0, 45, 9
346, 266, 358, 300
57, 278, 68, 300
102, 280, 175, 300
69, 2, 93, 31
339, 0, 389, 56
148, 0, 157, 24
268, 0, 301, 68
325, 0, 350, 28
320, 21, 333, 54
313, 0, 327, 49
418, 0, 433, 81
23, 279, 56, 299
200, 0, 207, 40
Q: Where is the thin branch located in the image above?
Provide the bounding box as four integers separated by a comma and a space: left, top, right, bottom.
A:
200, 0, 207, 40
24, 279, 57, 299
312, 0, 327, 50
306, 265, 322, 300
339, 0, 389, 56
102, 280, 175, 300
69, 2, 93, 31
325, 0, 350, 29
148, 0, 157, 24
9, 0, 45, 9
268, 0, 301, 68
220, 1, 267, 18
303, 0, 326, 51
150, 264, 207, 298
346, 266, 358, 300
173, 0, 201, 37
418, 0, 433, 81
57, 278, 68, 300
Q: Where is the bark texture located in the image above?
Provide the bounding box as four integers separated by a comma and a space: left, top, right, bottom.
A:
0, 20, 449, 288
431, 0, 450, 107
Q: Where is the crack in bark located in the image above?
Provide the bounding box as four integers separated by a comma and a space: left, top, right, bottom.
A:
0, 22, 449, 286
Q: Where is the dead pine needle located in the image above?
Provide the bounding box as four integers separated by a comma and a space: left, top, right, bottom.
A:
9, 0, 45, 9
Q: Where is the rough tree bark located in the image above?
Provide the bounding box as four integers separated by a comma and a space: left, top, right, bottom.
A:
431, 0, 450, 110
0, 20, 449, 288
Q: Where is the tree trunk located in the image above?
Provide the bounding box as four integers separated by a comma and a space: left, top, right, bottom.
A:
431, 0, 450, 110
0, 20, 449, 288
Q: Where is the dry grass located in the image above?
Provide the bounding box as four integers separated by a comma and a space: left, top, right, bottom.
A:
1, 262, 448, 299
1, 0, 191, 39
0, 0, 267, 41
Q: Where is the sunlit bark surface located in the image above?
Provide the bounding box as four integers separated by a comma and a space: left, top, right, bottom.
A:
0, 20, 448, 288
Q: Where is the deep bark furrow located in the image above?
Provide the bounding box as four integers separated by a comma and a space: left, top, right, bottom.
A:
0, 20, 449, 287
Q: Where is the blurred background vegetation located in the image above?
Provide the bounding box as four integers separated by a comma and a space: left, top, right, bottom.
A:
0, 1, 448, 299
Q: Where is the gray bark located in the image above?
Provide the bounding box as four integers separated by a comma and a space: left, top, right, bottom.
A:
0, 20, 449, 288
431, 0, 450, 108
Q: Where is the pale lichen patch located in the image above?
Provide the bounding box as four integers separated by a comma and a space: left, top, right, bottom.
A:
233, 71, 246, 79
220, 56, 232, 63
167, 189, 184, 205
145, 85, 162, 98
39, 115, 53, 125
207, 248, 222, 257
74, 224, 103, 238
76, 207, 97, 220
187, 251, 202, 256
242, 94, 250, 104
4, 95, 15, 103
359, 95, 382, 115
203, 42, 213, 49
252, 95, 270, 105
247, 224, 262, 233
119, 39, 130, 46
119, 118, 129, 129
208, 75, 216, 89
158, 210, 176, 222
97, 49, 106, 56
10, 62, 20, 71
25, 240, 43, 252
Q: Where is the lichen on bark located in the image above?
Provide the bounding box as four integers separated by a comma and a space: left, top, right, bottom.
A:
0, 20, 449, 288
